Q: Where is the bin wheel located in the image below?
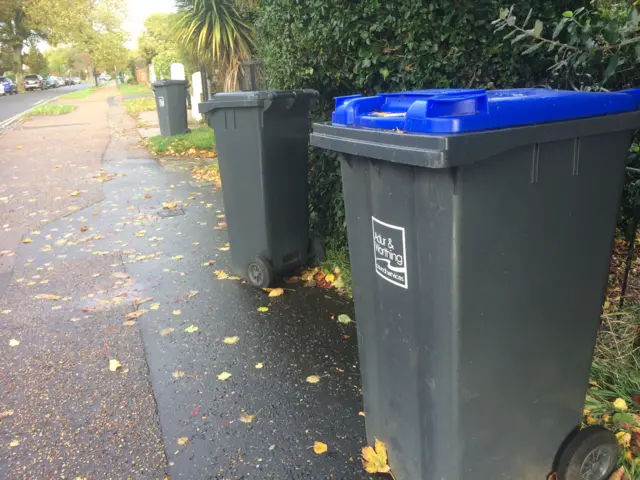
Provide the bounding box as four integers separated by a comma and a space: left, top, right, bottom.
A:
555, 426, 619, 480
247, 256, 274, 289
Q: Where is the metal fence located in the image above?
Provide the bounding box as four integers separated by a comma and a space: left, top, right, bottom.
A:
237, 60, 267, 91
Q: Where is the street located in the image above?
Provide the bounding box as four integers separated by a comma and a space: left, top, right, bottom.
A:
0, 83, 91, 124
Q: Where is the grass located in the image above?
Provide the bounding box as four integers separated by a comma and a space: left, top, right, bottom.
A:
119, 83, 152, 96
147, 127, 215, 155
124, 97, 156, 117
320, 240, 352, 297
61, 87, 96, 99
26, 104, 74, 116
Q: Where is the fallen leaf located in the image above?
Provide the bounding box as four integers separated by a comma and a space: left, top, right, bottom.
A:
239, 411, 256, 423
162, 200, 180, 210
144, 193, 152, 199
172, 309, 182, 316
359, 411, 365, 417
172, 255, 184, 260
0, 409, 14, 420
34, 294, 61, 301
150, 302, 160, 310
185, 325, 198, 333
9, 440, 19, 447
255, 362, 264, 369
173, 371, 185, 378
214, 270, 229, 280
9, 338, 20, 347
159, 327, 175, 336
313, 441, 328, 455
306, 375, 321, 384
109, 359, 122, 372
16, 145, 22, 150
325, 273, 335, 283
70, 190, 80, 197
22, 238, 33, 244
616, 431, 632, 448
123, 320, 136, 327
608, 467, 626, 480
614, 398, 629, 411
338, 314, 353, 325
187, 290, 199, 299
362, 439, 391, 474
223, 336, 239, 344
112, 272, 129, 279
177, 436, 189, 445
80, 226, 88, 232
135, 296, 153, 306
268, 288, 284, 297
257, 306, 269, 312
219, 246, 230, 251
189, 405, 201, 418
217, 371, 232, 381
135, 230, 146, 237
126, 309, 147, 320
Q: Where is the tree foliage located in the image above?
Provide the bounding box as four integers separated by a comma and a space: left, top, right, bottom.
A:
256, 0, 582, 244
176, 0, 256, 91
138, 13, 179, 64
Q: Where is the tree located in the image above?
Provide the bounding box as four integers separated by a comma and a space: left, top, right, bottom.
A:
138, 13, 178, 64
175, 0, 255, 91
0, 0, 34, 85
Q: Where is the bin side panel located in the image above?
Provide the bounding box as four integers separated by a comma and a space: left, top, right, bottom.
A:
154, 87, 171, 137
261, 103, 310, 272
340, 154, 459, 480
166, 84, 189, 136
457, 132, 630, 479
211, 108, 269, 277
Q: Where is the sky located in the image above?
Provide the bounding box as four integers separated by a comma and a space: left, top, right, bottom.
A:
123, 0, 176, 50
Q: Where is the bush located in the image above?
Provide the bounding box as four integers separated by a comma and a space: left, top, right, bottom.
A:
257, 0, 583, 245
127, 78, 137, 85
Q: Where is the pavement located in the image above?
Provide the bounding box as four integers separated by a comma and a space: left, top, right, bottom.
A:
0, 84, 370, 479
0, 83, 91, 125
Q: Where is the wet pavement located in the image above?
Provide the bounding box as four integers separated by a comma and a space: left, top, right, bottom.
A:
0, 88, 371, 479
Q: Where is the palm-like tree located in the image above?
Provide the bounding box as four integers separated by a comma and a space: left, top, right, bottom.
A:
176, 0, 255, 91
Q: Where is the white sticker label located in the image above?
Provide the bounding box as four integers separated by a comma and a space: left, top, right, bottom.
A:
158, 96, 165, 107
372, 216, 408, 289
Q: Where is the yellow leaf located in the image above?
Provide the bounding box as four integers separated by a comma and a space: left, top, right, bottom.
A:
257, 306, 269, 312
109, 359, 122, 372
9, 439, 19, 447
172, 255, 184, 260
268, 288, 284, 297
187, 290, 199, 299
172, 310, 182, 316
150, 303, 160, 310
9, 338, 20, 347
172, 371, 185, 378
126, 309, 147, 320
16, 145, 22, 150
362, 439, 391, 474
34, 294, 61, 301
123, 320, 136, 327
239, 411, 256, 423
162, 200, 180, 210
586, 416, 597, 425
608, 467, 627, 480
0, 409, 14, 419
159, 327, 175, 336
359, 411, 365, 417
217, 371, 232, 381
325, 273, 335, 283
306, 375, 321, 384
313, 441, 328, 455
70, 190, 80, 197
214, 270, 229, 280
338, 314, 353, 325
255, 362, 264, 369
223, 336, 239, 344
135, 230, 147, 237
112, 272, 129, 279
177, 436, 189, 445
219, 246, 230, 251
185, 325, 198, 333
614, 398, 629, 411
22, 237, 33, 244
617, 431, 631, 448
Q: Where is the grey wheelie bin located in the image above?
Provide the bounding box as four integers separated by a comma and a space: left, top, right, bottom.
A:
310, 88, 640, 480
200, 90, 318, 288
152, 79, 189, 137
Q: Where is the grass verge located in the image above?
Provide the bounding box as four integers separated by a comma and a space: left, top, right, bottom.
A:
26, 104, 74, 116
125, 97, 156, 117
320, 241, 352, 297
61, 87, 95, 99
119, 83, 152, 96
147, 127, 215, 156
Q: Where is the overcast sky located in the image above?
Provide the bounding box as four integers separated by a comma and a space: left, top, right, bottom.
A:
123, 0, 176, 49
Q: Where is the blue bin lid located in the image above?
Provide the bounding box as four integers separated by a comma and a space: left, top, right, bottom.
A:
331, 88, 640, 134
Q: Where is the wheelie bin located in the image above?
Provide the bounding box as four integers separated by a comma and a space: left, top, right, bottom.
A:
152, 79, 190, 137
310, 88, 640, 480
200, 90, 318, 287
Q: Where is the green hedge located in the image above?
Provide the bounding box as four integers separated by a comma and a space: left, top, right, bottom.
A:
257, 0, 585, 245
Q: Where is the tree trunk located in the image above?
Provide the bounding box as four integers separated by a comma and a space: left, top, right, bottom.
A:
12, 45, 23, 91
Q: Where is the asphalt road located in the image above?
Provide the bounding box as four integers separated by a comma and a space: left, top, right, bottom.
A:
0, 83, 92, 124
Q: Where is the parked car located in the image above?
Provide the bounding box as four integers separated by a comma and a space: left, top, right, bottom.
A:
56, 77, 65, 87
72, 77, 81, 84
0, 77, 18, 95
44, 77, 58, 89
64, 77, 73, 86
24, 74, 45, 91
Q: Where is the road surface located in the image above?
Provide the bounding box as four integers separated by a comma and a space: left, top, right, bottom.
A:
0, 83, 92, 124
